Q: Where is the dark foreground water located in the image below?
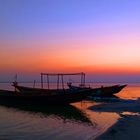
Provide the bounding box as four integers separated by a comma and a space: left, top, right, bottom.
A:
0, 83, 140, 140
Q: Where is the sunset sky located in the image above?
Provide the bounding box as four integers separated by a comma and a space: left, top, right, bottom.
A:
1, 0, 140, 82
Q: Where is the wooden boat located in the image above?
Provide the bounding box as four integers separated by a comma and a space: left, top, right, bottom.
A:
67, 83, 127, 97
0, 72, 127, 105
0, 73, 92, 105
12, 72, 86, 94
0, 88, 91, 105
91, 84, 127, 96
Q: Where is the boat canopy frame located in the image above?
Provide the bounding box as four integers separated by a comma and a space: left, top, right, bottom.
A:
40, 72, 85, 89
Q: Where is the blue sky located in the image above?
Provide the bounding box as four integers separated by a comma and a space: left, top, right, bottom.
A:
1, 0, 140, 40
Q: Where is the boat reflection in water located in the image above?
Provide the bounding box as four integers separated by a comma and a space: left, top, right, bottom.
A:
0, 100, 94, 127
0, 99, 120, 140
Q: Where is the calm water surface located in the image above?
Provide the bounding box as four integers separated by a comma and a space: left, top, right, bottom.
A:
0, 83, 140, 140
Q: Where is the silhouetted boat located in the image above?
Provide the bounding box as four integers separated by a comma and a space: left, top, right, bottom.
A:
91, 84, 127, 96
0, 88, 91, 105
0, 72, 127, 105
12, 72, 86, 94
0, 73, 92, 105
68, 83, 127, 97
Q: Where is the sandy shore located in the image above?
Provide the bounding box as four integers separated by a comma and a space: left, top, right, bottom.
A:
95, 115, 140, 140
90, 98, 140, 140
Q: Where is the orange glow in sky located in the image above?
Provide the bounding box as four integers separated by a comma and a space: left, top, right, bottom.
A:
1, 38, 140, 75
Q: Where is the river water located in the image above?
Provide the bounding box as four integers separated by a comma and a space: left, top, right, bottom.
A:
0, 83, 140, 140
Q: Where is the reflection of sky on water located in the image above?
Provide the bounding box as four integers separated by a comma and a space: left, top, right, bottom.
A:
73, 102, 120, 139
0, 101, 120, 140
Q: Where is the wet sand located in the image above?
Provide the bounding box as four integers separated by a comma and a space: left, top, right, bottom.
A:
95, 115, 140, 140
90, 98, 140, 140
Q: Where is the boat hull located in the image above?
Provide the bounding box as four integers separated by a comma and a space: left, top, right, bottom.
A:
90, 85, 127, 96
68, 85, 127, 97
0, 89, 91, 105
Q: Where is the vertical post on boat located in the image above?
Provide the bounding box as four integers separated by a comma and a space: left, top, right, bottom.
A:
14, 74, 18, 92
81, 72, 85, 86
33, 80, 36, 88
47, 74, 49, 89
83, 73, 85, 86
57, 74, 59, 89
81, 73, 82, 85
81, 72, 83, 86
61, 74, 64, 89
41, 73, 43, 89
